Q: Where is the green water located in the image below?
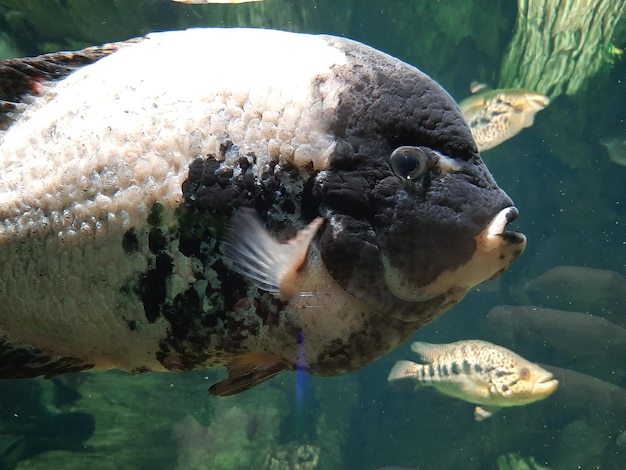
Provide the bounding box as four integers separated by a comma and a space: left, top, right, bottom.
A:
0, 1, 625, 468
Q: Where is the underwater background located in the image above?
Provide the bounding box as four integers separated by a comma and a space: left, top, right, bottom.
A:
0, 0, 625, 468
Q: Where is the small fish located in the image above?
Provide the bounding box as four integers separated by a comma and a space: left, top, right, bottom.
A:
599, 135, 626, 166
171, 0, 263, 4
0, 28, 526, 396
459, 84, 549, 152
388, 340, 558, 420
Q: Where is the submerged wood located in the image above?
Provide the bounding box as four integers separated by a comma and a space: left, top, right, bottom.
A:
499, 0, 626, 97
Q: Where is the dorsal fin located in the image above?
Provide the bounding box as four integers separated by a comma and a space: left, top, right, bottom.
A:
0, 39, 141, 130
469, 81, 489, 94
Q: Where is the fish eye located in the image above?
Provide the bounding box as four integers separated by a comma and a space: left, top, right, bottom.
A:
389, 146, 430, 180
520, 367, 530, 379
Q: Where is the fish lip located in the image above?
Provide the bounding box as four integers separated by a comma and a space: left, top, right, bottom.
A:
478, 206, 526, 252
534, 372, 559, 394
530, 95, 550, 109
537, 371, 555, 383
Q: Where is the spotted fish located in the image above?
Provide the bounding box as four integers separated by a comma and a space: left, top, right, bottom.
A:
388, 340, 558, 420
459, 85, 549, 152
0, 28, 526, 395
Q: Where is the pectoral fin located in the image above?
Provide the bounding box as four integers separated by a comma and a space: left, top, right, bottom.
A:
208, 353, 288, 396
222, 209, 323, 298
474, 405, 501, 421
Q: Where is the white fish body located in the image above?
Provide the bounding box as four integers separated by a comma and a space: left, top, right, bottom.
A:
0, 29, 526, 395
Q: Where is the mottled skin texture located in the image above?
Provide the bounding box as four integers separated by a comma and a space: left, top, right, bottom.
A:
308, 38, 513, 320
0, 29, 525, 393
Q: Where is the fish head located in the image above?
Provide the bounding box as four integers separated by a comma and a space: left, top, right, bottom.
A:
309, 39, 527, 325
505, 90, 550, 127
491, 361, 558, 404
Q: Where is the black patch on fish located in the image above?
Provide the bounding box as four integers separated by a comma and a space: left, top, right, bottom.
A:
136, 252, 173, 324
182, 156, 246, 215
162, 287, 204, 347
122, 228, 139, 253
154, 284, 290, 371
323, 35, 477, 160
181, 154, 309, 221
148, 227, 167, 254
311, 311, 415, 375
147, 202, 165, 226
0, 339, 93, 379
141, 149, 310, 369
154, 146, 322, 369
304, 38, 515, 317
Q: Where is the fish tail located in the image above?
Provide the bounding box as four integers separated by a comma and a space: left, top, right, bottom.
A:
387, 360, 423, 391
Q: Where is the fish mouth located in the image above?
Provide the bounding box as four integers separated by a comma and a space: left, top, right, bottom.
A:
533, 372, 559, 395
476, 207, 526, 253
383, 206, 526, 305
529, 94, 550, 110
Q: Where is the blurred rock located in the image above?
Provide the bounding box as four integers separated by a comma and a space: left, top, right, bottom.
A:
263, 443, 320, 470
172, 403, 280, 469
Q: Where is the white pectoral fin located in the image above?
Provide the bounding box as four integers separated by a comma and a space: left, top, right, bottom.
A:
222, 208, 323, 298
474, 405, 501, 421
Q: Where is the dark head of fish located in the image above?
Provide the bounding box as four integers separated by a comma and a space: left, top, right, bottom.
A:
305, 36, 526, 323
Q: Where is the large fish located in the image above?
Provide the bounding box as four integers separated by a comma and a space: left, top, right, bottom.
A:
0, 28, 526, 395
388, 340, 558, 420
